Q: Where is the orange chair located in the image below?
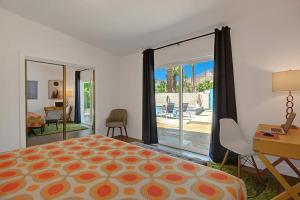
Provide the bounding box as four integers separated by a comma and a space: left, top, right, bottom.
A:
27, 112, 45, 135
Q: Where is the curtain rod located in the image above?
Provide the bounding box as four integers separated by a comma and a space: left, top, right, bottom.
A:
153, 31, 215, 51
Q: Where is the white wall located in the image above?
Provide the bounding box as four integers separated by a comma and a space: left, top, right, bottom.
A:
117, 3, 300, 176
0, 8, 119, 152
230, 3, 300, 176
119, 53, 143, 139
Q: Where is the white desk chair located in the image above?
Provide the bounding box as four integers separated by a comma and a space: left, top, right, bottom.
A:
219, 118, 261, 180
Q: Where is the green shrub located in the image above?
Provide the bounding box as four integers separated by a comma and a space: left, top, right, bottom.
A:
155, 81, 167, 93
196, 80, 213, 92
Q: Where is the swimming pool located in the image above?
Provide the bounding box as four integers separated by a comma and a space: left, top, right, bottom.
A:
156, 106, 162, 115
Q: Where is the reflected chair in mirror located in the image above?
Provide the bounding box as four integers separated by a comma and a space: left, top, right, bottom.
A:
58, 105, 73, 122
106, 109, 128, 138
26, 112, 45, 135
219, 118, 262, 181
45, 109, 62, 130
66, 106, 73, 122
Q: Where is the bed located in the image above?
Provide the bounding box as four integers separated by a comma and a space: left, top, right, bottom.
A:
0, 135, 246, 199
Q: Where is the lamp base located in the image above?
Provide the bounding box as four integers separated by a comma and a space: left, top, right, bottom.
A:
281, 124, 298, 129
285, 91, 294, 119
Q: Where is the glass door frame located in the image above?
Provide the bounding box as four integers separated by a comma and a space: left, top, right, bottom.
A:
156, 58, 213, 155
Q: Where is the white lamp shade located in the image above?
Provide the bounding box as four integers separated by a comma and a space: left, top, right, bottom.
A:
272, 70, 300, 91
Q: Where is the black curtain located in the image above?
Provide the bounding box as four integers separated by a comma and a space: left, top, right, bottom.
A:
209, 26, 238, 163
74, 71, 81, 124
142, 49, 158, 144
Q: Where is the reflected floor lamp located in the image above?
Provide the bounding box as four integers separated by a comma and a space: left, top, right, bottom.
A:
272, 70, 300, 125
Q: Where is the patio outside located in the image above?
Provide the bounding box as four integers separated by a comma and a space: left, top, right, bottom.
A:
82, 81, 93, 124
155, 60, 213, 155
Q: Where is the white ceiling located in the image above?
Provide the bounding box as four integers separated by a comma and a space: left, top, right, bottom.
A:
0, 0, 291, 55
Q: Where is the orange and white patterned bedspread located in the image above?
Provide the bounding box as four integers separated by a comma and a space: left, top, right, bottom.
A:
0, 135, 246, 200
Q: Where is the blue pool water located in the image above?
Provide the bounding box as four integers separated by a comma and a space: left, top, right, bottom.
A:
156, 106, 162, 115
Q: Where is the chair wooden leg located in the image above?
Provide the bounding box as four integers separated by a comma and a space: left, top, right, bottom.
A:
220, 150, 229, 170
284, 158, 300, 178
56, 122, 58, 130
119, 127, 123, 136
112, 128, 114, 138
29, 128, 36, 136
251, 156, 262, 182
106, 127, 110, 136
124, 126, 128, 138
238, 155, 241, 178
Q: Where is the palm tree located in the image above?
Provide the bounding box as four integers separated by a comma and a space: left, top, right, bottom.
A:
172, 66, 180, 92
166, 65, 173, 92
192, 64, 195, 92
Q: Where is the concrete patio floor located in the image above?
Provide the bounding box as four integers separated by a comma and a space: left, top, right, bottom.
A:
157, 110, 212, 155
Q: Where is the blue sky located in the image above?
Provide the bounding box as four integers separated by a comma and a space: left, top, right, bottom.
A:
155, 60, 214, 81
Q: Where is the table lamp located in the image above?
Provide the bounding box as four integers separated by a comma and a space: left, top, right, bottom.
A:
272, 70, 300, 119
66, 90, 73, 106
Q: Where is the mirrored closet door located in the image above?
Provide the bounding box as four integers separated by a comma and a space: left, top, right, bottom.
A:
65, 67, 95, 140
25, 59, 95, 147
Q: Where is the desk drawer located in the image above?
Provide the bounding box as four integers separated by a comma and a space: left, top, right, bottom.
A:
253, 138, 300, 160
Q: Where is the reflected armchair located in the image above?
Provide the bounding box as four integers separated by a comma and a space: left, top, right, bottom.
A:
45, 110, 62, 130
106, 109, 128, 138
27, 112, 45, 135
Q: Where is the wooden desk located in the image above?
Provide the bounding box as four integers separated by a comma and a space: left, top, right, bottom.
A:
253, 124, 300, 200
44, 106, 63, 112
44, 106, 73, 122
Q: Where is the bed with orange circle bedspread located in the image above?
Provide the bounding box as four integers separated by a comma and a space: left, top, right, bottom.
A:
0, 135, 246, 199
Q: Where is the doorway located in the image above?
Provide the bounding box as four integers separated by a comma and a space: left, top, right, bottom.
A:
155, 59, 214, 155
24, 59, 96, 147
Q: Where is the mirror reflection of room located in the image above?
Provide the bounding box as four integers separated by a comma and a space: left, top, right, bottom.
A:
26, 61, 64, 146
66, 67, 94, 139
26, 61, 94, 147
80, 69, 94, 127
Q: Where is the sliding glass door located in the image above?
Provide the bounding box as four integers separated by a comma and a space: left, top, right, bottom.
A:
155, 60, 214, 155
156, 65, 181, 147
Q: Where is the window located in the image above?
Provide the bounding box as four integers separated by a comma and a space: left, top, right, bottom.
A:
27, 80, 38, 100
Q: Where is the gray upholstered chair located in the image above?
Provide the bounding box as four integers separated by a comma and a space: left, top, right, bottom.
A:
45, 110, 62, 130
106, 109, 128, 138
